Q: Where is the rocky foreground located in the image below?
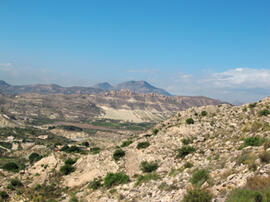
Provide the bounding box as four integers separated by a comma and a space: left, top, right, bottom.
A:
1, 97, 270, 201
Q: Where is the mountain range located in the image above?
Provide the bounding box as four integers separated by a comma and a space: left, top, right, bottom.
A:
0, 80, 171, 96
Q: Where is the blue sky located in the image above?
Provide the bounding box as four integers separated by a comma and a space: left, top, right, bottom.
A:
0, 0, 270, 103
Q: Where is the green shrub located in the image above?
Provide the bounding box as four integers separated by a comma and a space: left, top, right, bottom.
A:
64, 158, 77, 165
0, 191, 9, 200
104, 172, 129, 188
82, 141, 89, 147
191, 169, 209, 187
10, 178, 23, 187
88, 178, 102, 190
186, 118, 195, 125
60, 145, 81, 153
227, 189, 263, 202
2, 162, 19, 172
121, 140, 133, 147
249, 103, 257, 108
113, 149, 125, 161
177, 146, 196, 158
201, 111, 208, 116
90, 147, 100, 154
259, 109, 270, 116
244, 136, 265, 147
60, 164, 75, 175
183, 189, 212, 202
184, 162, 194, 169
137, 141, 150, 149
152, 129, 159, 135
140, 161, 159, 173
182, 138, 193, 145
135, 172, 161, 186
29, 152, 42, 163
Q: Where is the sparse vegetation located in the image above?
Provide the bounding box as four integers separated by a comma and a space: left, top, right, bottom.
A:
258, 109, 270, 116
186, 118, 195, 125
81, 141, 89, 147
104, 172, 129, 188
113, 149, 125, 161
259, 151, 270, 163
152, 128, 159, 135
135, 172, 160, 186
201, 111, 208, 116
88, 178, 102, 190
177, 146, 196, 158
191, 169, 209, 187
0, 191, 9, 200
137, 141, 150, 149
2, 162, 20, 172
249, 103, 257, 108
64, 158, 77, 165
60, 164, 75, 175
183, 189, 212, 202
243, 136, 266, 147
184, 162, 194, 169
182, 138, 193, 145
29, 152, 42, 164
140, 161, 159, 173
121, 140, 133, 147
60, 145, 82, 153
90, 147, 101, 154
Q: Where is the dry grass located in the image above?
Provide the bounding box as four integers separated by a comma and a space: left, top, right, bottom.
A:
246, 176, 270, 190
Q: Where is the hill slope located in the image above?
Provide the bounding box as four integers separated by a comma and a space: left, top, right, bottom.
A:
1, 97, 270, 201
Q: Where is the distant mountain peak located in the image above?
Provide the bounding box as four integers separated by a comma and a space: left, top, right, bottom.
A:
93, 82, 114, 90
0, 80, 10, 88
115, 80, 171, 96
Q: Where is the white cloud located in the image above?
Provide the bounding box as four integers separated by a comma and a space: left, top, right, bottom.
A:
205, 68, 270, 89
164, 67, 270, 104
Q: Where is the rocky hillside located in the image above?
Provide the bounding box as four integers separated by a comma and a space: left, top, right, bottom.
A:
0, 90, 224, 123
1, 97, 270, 201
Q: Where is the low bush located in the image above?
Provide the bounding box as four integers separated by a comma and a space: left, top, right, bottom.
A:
90, 147, 100, 154
10, 178, 23, 187
64, 158, 77, 165
0, 191, 9, 200
182, 138, 193, 145
191, 169, 209, 187
2, 162, 20, 172
135, 172, 160, 186
201, 111, 208, 116
183, 189, 212, 202
60, 145, 81, 153
140, 161, 159, 173
152, 129, 159, 135
243, 136, 265, 147
104, 172, 129, 188
88, 178, 102, 190
29, 153, 42, 164
184, 162, 194, 169
249, 103, 257, 108
258, 109, 270, 116
137, 141, 150, 149
121, 140, 133, 147
60, 164, 75, 175
186, 118, 195, 125
259, 151, 270, 163
113, 149, 125, 161
227, 189, 263, 202
177, 146, 196, 158
81, 141, 89, 147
